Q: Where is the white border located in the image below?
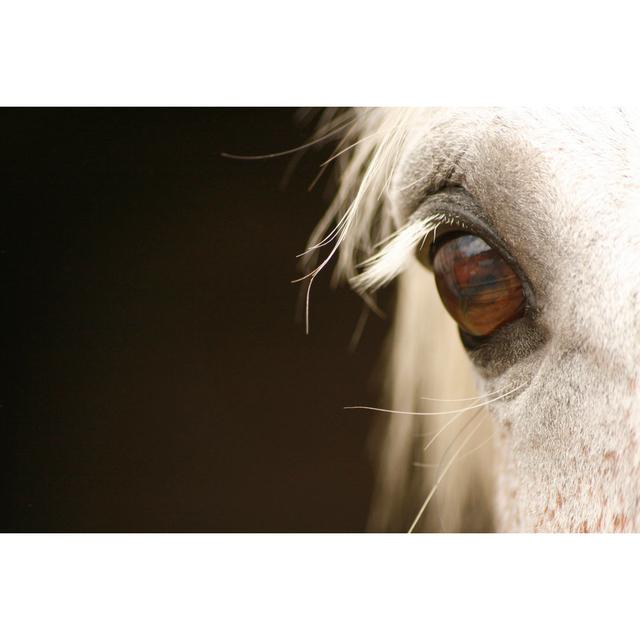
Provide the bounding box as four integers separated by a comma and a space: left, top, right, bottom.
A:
2, 2, 639, 637
0, 534, 638, 639
2, 1, 640, 104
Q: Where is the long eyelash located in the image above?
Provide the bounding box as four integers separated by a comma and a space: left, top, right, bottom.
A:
345, 206, 484, 295
347, 213, 449, 294
348, 217, 435, 293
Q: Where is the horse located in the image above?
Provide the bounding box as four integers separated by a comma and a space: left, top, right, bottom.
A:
302, 107, 640, 532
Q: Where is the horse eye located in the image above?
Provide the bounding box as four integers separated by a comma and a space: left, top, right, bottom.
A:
431, 233, 525, 337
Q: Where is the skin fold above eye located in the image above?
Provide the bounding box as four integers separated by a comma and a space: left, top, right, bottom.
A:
432, 233, 526, 337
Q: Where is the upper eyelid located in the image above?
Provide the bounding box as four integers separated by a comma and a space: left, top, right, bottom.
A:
412, 186, 494, 231
412, 193, 499, 267
413, 187, 521, 266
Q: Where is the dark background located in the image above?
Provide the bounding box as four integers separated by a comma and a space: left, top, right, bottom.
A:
3, 108, 393, 532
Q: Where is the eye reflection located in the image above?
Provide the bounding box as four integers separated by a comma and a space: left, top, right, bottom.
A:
431, 233, 525, 337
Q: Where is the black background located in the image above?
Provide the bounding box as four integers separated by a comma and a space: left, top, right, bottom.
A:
3, 108, 393, 532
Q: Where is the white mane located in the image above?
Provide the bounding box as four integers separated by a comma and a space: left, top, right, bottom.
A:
303, 108, 493, 532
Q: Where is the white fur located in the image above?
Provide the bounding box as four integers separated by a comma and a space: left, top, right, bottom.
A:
304, 107, 640, 532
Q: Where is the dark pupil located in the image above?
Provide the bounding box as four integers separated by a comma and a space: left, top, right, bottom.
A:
432, 234, 525, 337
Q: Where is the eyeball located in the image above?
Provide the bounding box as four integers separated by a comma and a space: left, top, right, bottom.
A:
431, 233, 525, 337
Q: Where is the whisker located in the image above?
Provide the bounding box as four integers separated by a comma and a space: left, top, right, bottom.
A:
408, 415, 485, 533
437, 410, 485, 468
413, 407, 485, 454
422, 406, 478, 453
457, 432, 495, 460
431, 411, 488, 531
419, 380, 517, 403
345, 379, 528, 417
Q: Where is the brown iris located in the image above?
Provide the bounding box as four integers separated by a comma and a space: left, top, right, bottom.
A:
431, 234, 525, 337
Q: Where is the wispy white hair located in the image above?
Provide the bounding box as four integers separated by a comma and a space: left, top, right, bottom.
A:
303, 108, 494, 532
